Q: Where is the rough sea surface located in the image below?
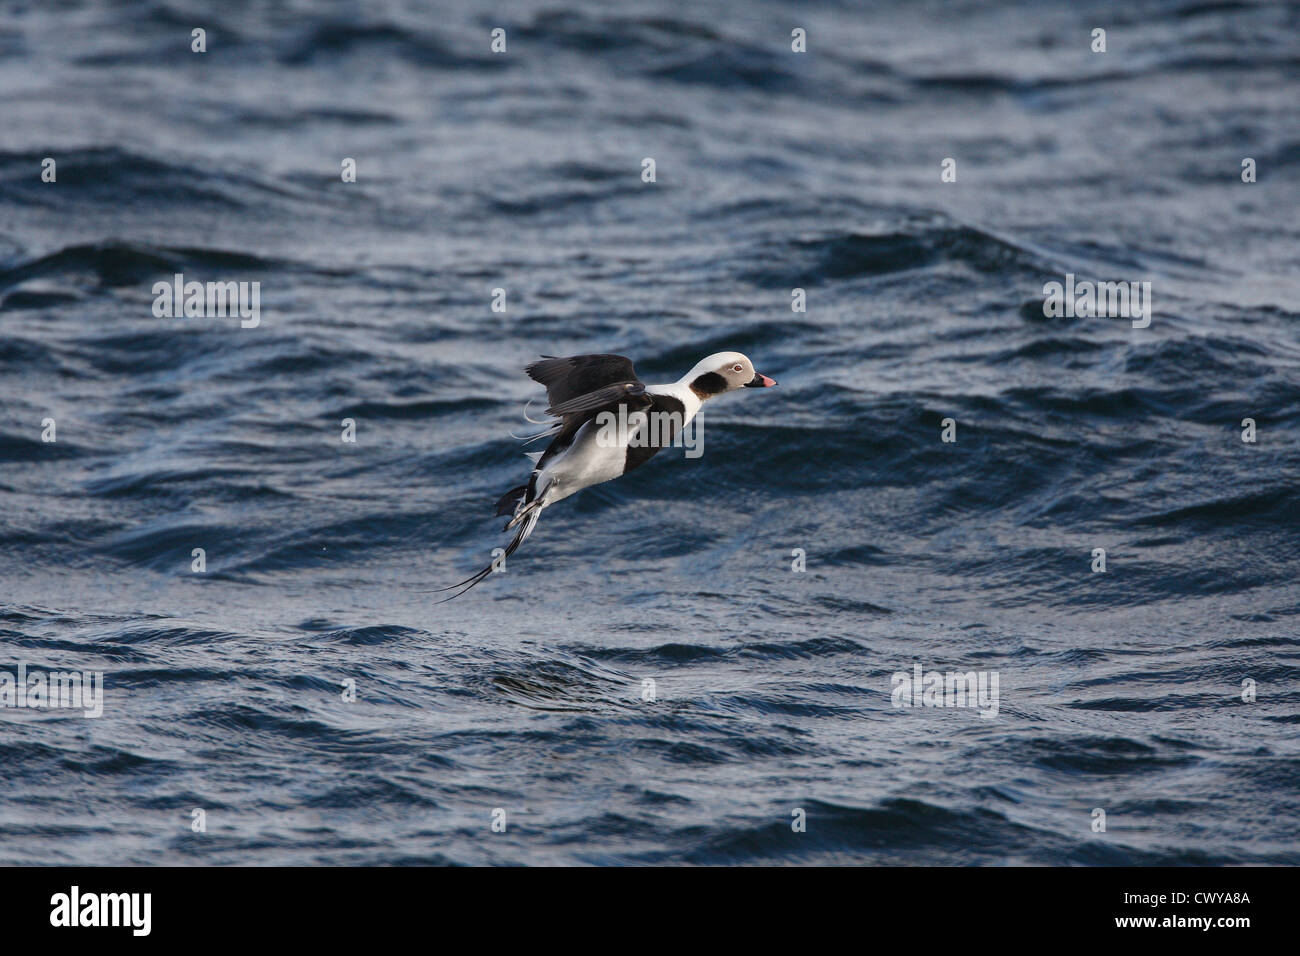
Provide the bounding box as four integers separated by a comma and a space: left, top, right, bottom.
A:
1, 0, 1298, 865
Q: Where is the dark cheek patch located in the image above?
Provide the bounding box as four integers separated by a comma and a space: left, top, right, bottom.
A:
689, 371, 729, 398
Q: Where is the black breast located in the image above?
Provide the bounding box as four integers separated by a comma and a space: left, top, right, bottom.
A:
624, 394, 688, 474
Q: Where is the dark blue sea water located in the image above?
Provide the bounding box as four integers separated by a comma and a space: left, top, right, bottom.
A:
1, 0, 1298, 865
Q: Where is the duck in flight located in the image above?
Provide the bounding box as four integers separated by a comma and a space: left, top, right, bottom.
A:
435, 351, 777, 602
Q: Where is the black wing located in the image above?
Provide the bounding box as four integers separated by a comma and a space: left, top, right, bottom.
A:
526, 354, 642, 410
546, 381, 648, 417
524, 353, 653, 477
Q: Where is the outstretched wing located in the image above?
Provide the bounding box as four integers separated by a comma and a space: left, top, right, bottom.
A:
546, 381, 648, 417
526, 354, 642, 412
524, 352, 653, 476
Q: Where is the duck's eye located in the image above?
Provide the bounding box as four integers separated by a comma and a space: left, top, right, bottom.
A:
732, 364, 743, 373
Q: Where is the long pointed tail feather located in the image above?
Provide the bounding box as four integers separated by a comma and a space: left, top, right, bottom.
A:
429, 505, 543, 604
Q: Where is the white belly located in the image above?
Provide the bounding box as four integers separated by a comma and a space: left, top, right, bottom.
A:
535, 414, 643, 505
